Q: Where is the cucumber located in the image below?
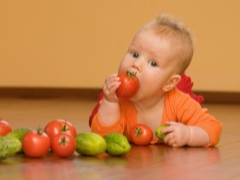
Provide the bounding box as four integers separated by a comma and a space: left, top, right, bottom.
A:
0, 136, 22, 160
6, 127, 31, 141
155, 124, 168, 140
6, 127, 31, 153
75, 132, 107, 156
104, 133, 131, 156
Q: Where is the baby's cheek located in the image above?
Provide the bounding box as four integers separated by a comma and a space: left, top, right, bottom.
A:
118, 57, 131, 72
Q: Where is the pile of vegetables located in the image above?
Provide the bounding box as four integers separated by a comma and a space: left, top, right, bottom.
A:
0, 119, 133, 160
0, 119, 168, 161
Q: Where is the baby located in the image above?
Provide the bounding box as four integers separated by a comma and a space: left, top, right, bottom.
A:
91, 13, 222, 147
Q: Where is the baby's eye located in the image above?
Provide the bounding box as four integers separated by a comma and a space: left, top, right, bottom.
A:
132, 52, 139, 58
150, 61, 158, 67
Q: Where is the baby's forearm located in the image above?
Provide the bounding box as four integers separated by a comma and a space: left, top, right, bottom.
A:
187, 126, 211, 147
98, 98, 120, 126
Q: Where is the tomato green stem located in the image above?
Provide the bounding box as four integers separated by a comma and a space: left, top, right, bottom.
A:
126, 71, 137, 78
61, 120, 69, 132
60, 136, 68, 146
135, 128, 142, 137
37, 127, 44, 135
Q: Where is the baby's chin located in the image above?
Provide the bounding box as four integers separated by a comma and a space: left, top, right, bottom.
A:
128, 92, 142, 102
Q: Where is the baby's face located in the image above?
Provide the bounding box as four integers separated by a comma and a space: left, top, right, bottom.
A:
118, 29, 179, 100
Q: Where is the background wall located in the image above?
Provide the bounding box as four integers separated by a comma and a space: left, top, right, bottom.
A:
1, 0, 240, 92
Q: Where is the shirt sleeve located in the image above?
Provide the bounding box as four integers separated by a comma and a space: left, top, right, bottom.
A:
91, 113, 125, 136
165, 88, 222, 146
90, 99, 137, 140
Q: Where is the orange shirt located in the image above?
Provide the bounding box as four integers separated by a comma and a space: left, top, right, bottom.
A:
91, 88, 222, 146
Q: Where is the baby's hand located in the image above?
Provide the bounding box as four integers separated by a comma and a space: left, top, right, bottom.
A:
103, 74, 121, 102
161, 121, 191, 147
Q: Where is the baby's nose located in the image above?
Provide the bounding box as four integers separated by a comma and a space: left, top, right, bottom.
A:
132, 59, 142, 72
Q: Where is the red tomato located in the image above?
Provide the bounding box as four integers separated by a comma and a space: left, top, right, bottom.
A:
22, 129, 50, 158
51, 132, 76, 157
0, 120, 12, 136
116, 71, 140, 99
130, 124, 153, 145
44, 119, 77, 140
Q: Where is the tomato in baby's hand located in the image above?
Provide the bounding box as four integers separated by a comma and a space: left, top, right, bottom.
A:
51, 132, 76, 157
22, 129, 50, 158
130, 124, 153, 145
116, 71, 140, 99
0, 120, 12, 136
44, 119, 77, 140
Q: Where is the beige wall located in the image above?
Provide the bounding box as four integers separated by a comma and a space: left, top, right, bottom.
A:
1, 0, 240, 92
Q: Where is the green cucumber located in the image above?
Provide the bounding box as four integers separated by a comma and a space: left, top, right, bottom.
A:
0, 136, 22, 160
104, 133, 131, 156
6, 127, 31, 153
6, 127, 31, 141
155, 124, 168, 140
75, 132, 107, 156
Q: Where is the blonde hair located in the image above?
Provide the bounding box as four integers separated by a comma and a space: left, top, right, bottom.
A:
141, 13, 194, 75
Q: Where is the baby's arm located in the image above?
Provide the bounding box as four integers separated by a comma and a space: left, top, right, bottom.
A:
159, 89, 222, 147
98, 74, 121, 125
161, 122, 210, 147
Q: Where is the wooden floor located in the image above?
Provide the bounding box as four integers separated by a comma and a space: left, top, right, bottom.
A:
1, 97, 240, 180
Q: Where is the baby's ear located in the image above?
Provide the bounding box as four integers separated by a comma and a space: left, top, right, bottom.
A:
162, 74, 181, 92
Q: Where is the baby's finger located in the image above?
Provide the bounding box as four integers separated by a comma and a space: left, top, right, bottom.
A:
163, 131, 174, 143
165, 121, 178, 126
167, 135, 180, 147
105, 74, 119, 84
108, 82, 121, 94
106, 79, 120, 92
160, 124, 174, 134
169, 139, 177, 147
